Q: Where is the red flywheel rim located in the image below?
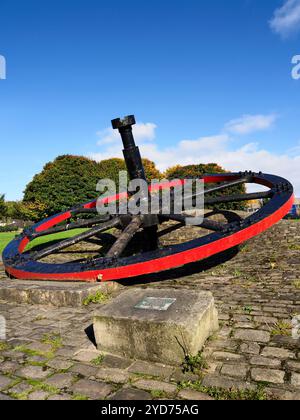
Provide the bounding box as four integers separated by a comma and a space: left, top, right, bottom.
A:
2, 173, 294, 282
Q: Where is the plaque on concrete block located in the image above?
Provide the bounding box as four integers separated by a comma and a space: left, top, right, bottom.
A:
134, 297, 176, 311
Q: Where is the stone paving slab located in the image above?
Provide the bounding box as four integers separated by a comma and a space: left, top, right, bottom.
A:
0, 220, 299, 400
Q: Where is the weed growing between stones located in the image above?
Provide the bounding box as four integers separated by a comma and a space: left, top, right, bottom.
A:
151, 390, 168, 399
243, 306, 253, 315
91, 354, 104, 366
27, 379, 60, 394
8, 379, 60, 400
288, 244, 300, 251
72, 394, 89, 400
178, 381, 269, 400
270, 321, 291, 337
182, 352, 208, 374
13, 345, 52, 359
41, 333, 63, 352
232, 269, 243, 278
0, 342, 9, 351
293, 280, 300, 289
83, 291, 110, 306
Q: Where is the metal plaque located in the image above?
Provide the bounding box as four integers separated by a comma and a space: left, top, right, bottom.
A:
134, 297, 177, 311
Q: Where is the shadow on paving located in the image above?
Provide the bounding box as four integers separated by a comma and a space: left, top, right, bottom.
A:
116, 246, 240, 286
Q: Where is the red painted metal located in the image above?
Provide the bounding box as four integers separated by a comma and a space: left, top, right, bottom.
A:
3, 174, 294, 283
6, 193, 294, 283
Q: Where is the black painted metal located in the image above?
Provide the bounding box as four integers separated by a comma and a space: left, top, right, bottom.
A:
112, 115, 146, 181
2, 172, 293, 276
2, 115, 294, 279
31, 215, 111, 239
203, 191, 273, 206
112, 115, 159, 248
32, 217, 120, 261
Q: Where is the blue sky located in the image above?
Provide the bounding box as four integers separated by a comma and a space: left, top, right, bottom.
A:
1, 0, 300, 200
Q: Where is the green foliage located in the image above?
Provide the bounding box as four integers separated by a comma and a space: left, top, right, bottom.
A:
165, 163, 247, 210
97, 158, 161, 187
17, 201, 48, 222
83, 290, 110, 306
0, 342, 9, 351
91, 354, 104, 366
23, 155, 103, 219
72, 394, 89, 400
41, 332, 63, 351
243, 306, 253, 315
23, 155, 162, 220
97, 158, 126, 189
0, 224, 18, 233
270, 321, 291, 337
293, 280, 300, 289
178, 381, 269, 400
289, 244, 300, 251
142, 158, 162, 180
0, 194, 7, 219
182, 352, 208, 374
151, 390, 168, 399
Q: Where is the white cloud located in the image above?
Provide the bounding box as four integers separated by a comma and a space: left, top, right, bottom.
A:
287, 140, 300, 156
97, 122, 157, 146
90, 115, 300, 195
270, 0, 300, 38
224, 114, 277, 135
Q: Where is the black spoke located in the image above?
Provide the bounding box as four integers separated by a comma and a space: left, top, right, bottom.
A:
157, 222, 185, 238
71, 207, 98, 216
31, 215, 112, 239
106, 216, 142, 259
203, 177, 250, 196
158, 177, 249, 215
204, 190, 273, 206
32, 218, 121, 261
160, 214, 225, 231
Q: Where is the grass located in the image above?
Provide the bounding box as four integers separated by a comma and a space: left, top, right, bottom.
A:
270, 321, 291, 337
14, 333, 62, 360
232, 269, 243, 278
0, 342, 9, 351
25, 229, 87, 251
0, 231, 19, 253
0, 228, 87, 256
83, 290, 110, 306
91, 354, 104, 366
289, 244, 300, 251
151, 390, 168, 399
72, 394, 89, 400
14, 345, 54, 359
293, 280, 300, 289
41, 333, 63, 352
9, 379, 60, 400
178, 381, 269, 401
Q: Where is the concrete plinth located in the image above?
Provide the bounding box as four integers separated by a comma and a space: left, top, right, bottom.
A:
0, 278, 119, 307
93, 288, 219, 365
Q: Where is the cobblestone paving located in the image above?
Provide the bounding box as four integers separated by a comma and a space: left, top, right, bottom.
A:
0, 220, 299, 400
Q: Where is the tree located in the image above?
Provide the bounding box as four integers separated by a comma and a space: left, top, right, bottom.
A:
23, 155, 162, 220
165, 163, 247, 211
97, 158, 162, 186
142, 159, 162, 180
0, 194, 7, 219
23, 155, 104, 218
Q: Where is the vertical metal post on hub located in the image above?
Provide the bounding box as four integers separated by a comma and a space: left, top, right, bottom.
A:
111, 115, 146, 182
112, 115, 158, 251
